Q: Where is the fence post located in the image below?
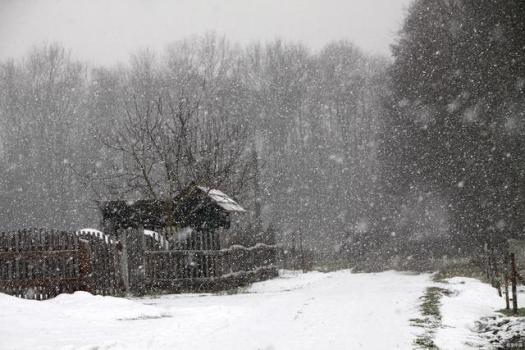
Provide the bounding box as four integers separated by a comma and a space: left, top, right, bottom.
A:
484, 242, 490, 280
119, 228, 130, 293
120, 226, 145, 295
78, 239, 93, 293
511, 252, 518, 314
299, 231, 306, 273
504, 253, 510, 310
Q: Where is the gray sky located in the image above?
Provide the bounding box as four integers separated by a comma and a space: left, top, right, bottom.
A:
0, 0, 412, 65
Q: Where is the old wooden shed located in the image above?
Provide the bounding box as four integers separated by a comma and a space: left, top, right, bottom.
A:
99, 185, 246, 250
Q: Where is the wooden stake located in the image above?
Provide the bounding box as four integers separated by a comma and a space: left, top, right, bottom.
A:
493, 254, 502, 297
299, 231, 305, 273
504, 273, 510, 310
484, 242, 490, 280
504, 254, 510, 310
511, 253, 518, 314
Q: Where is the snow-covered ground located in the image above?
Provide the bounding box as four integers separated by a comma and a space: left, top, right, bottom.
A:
0, 270, 429, 350
434, 277, 525, 349
0, 270, 517, 350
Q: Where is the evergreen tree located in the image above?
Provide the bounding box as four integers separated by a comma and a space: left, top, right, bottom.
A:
382, 0, 525, 252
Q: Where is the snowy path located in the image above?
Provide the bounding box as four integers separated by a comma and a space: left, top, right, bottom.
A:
2, 270, 512, 350
0, 270, 432, 350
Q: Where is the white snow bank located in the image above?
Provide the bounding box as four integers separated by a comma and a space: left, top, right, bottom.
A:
434, 277, 525, 349
0, 291, 166, 321
0, 270, 431, 350
49, 292, 168, 321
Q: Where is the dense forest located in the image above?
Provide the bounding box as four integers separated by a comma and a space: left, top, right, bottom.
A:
0, 0, 523, 269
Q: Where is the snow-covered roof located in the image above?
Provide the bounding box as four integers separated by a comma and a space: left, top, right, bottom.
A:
197, 186, 246, 213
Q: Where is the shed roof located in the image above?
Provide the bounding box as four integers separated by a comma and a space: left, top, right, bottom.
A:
197, 186, 246, 213
99, 184, 246, 229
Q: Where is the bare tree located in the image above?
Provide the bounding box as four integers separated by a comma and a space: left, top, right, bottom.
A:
0, 44, 90, 229
87, 38, 255, 210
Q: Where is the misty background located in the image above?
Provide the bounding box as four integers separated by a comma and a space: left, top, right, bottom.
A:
0, 0, 523, 270
0, 0, 408, 64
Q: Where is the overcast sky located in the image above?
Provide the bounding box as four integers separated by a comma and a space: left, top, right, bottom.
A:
0, 0, 412, 65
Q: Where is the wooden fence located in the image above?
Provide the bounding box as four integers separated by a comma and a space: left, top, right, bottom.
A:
486, 242, 525, 315
113, 227, 277, 294
0, 229, 92, 299
129, 226, 278, 293
75, 230, 122, 295
0, 227, 278, 299
222, 243, 277, 274
0, 229, 123, 299
143, 244, 277, 293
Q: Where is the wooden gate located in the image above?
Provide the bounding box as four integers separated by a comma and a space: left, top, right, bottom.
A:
0, 229, 93, 299
0, 229, 123, 299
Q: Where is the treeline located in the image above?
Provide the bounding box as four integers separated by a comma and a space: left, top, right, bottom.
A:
0, 0, 523, 268
0, 36, 388, 260
377, 0, 525, 263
